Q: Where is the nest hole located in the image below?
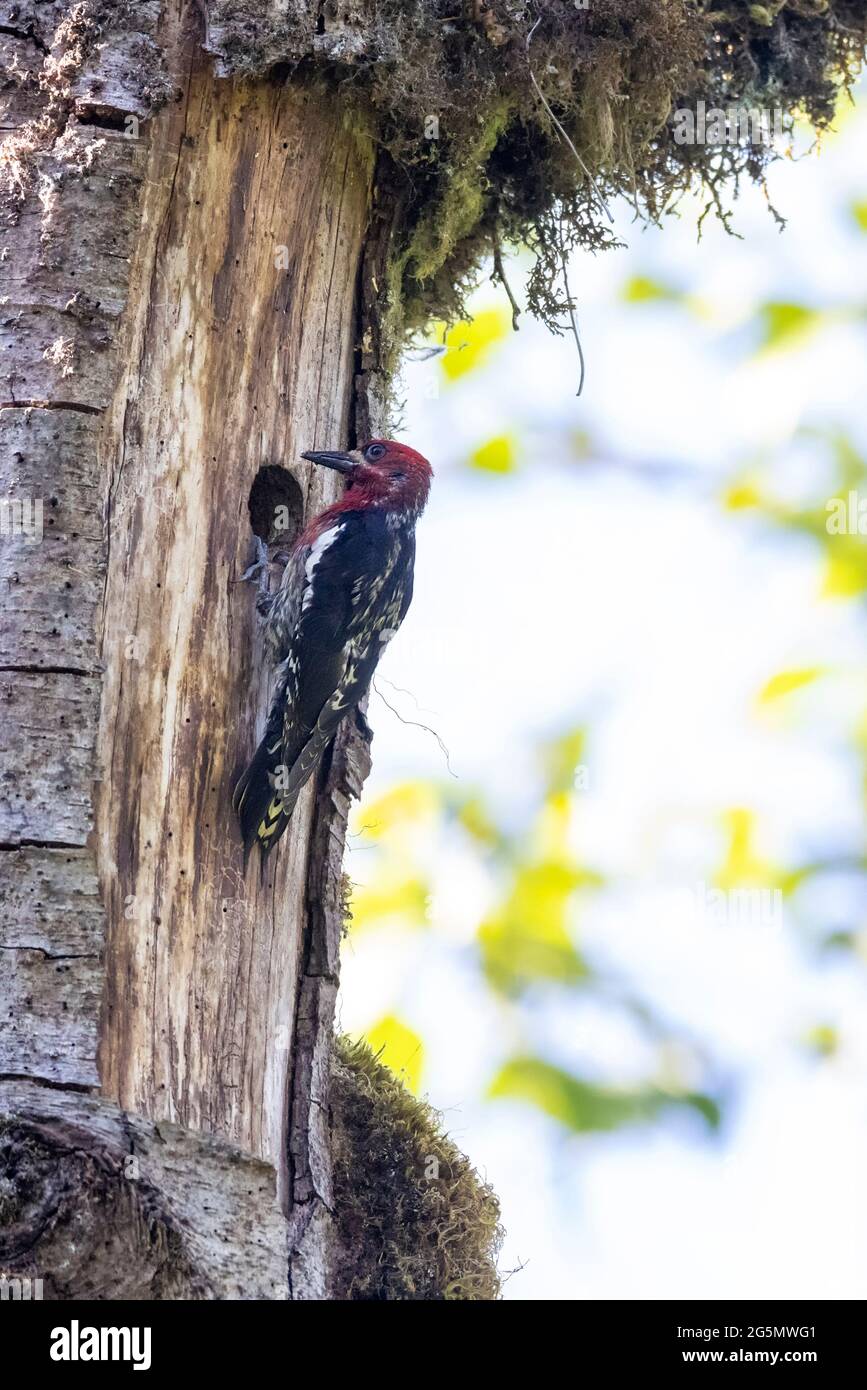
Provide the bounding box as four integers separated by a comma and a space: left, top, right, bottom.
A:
247, 464, 304, 547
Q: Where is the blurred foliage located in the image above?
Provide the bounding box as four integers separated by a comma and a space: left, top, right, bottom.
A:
724, 428, 867, 597
351, 727, 721, 1139
757, 301, 822, 352
714, 808, 782, 892
757, 668, 826, 704
435, 309, 510, 383
366, 1015, 425, 1095
469, 435, 518, 474
802, 1023, 839, 1059
488, 1057, 720, 1134
619, 276, 864, 354
621, 274, 685, 305
346, 145, 867, 1159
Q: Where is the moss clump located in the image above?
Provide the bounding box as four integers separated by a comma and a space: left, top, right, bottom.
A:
330, 1035, 504, 1300
205, 0, 866, 344
6, 3, 864, 371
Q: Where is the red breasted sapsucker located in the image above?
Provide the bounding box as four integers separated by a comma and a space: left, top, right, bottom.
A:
233, 439, 433, 856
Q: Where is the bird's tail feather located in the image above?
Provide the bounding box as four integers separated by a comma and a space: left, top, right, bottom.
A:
233, 722, 332, 858
233, 728, 287, 858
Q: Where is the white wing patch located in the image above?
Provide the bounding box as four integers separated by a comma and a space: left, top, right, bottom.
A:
302, 524, 342, 611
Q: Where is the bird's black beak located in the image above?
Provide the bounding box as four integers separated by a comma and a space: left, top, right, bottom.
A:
301, 449, 358, 476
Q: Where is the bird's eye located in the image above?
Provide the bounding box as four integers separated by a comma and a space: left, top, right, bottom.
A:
366, 443, 386, 461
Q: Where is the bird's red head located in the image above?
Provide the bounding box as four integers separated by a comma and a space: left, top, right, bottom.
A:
301, 439, 432, 516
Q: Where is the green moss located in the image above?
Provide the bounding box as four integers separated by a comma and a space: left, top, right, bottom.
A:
8, 1, 863, 389
407, 101, 511, 284
204, 0, 865, 342
12, 2, 861, 349
330, 1036, 504, 1300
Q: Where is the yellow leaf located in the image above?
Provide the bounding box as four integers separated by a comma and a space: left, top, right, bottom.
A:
822, 550, 867, 599
478, 857, 590, 992
541, 727, 586, 795
456, 796, 501, 847
758, 667, 824, 704
365, 1015, 424, 1094
440, 308, 510, 382
852, 200, 867, 233
535, 792, 573, 859
757, 301, 820, 352
804, 1023, 838, 1058
621, 275, 679, 304
724, 482, 762, 510
571, 429, 594, 461
714, 808, 781, 890
349, 873, 430, 933
352, 782, 439, 841
469, 435, 517, 474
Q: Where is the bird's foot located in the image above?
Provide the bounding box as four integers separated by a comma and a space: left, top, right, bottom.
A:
240, 535, 270, 584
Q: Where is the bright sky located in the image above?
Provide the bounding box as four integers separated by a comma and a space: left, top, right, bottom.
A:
339, 92, 867, 1299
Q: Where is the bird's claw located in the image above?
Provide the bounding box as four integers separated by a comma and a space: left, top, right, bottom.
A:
239, 536, 270, 585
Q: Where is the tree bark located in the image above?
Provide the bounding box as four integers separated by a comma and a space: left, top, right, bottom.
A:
1, 2, 376, 1297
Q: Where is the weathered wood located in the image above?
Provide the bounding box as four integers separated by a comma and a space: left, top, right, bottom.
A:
94, 61, 374, 1186
288, 711, 371, 1294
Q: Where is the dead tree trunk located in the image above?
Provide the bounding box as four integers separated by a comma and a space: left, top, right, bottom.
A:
3, 0, 848, 1303
0, 3, 377, 1298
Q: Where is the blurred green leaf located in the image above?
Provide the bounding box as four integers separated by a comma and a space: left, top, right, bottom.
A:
621, 275, 681, 304
803, 1023, 839, 1058
725, 432, 867, 598
455, 795, 503, 849
685, 1092, 723, 1130
850, 199, 867, 232
822, 930, 859, 953
489, 1057, 720, 1133
571, 429, 595, 461
478, 859, 590, 993
757, 300, 821, 350
821, 542, 867, 598
541, 726, 587, 796
723, 479, 763, 510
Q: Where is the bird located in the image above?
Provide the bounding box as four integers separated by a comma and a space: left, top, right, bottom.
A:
233, 438, 433, 858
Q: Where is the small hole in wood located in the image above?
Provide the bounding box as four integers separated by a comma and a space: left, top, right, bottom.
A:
247, 464, 304, 546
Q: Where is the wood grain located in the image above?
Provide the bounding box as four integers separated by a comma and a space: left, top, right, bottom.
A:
94, 64, 374, 1182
